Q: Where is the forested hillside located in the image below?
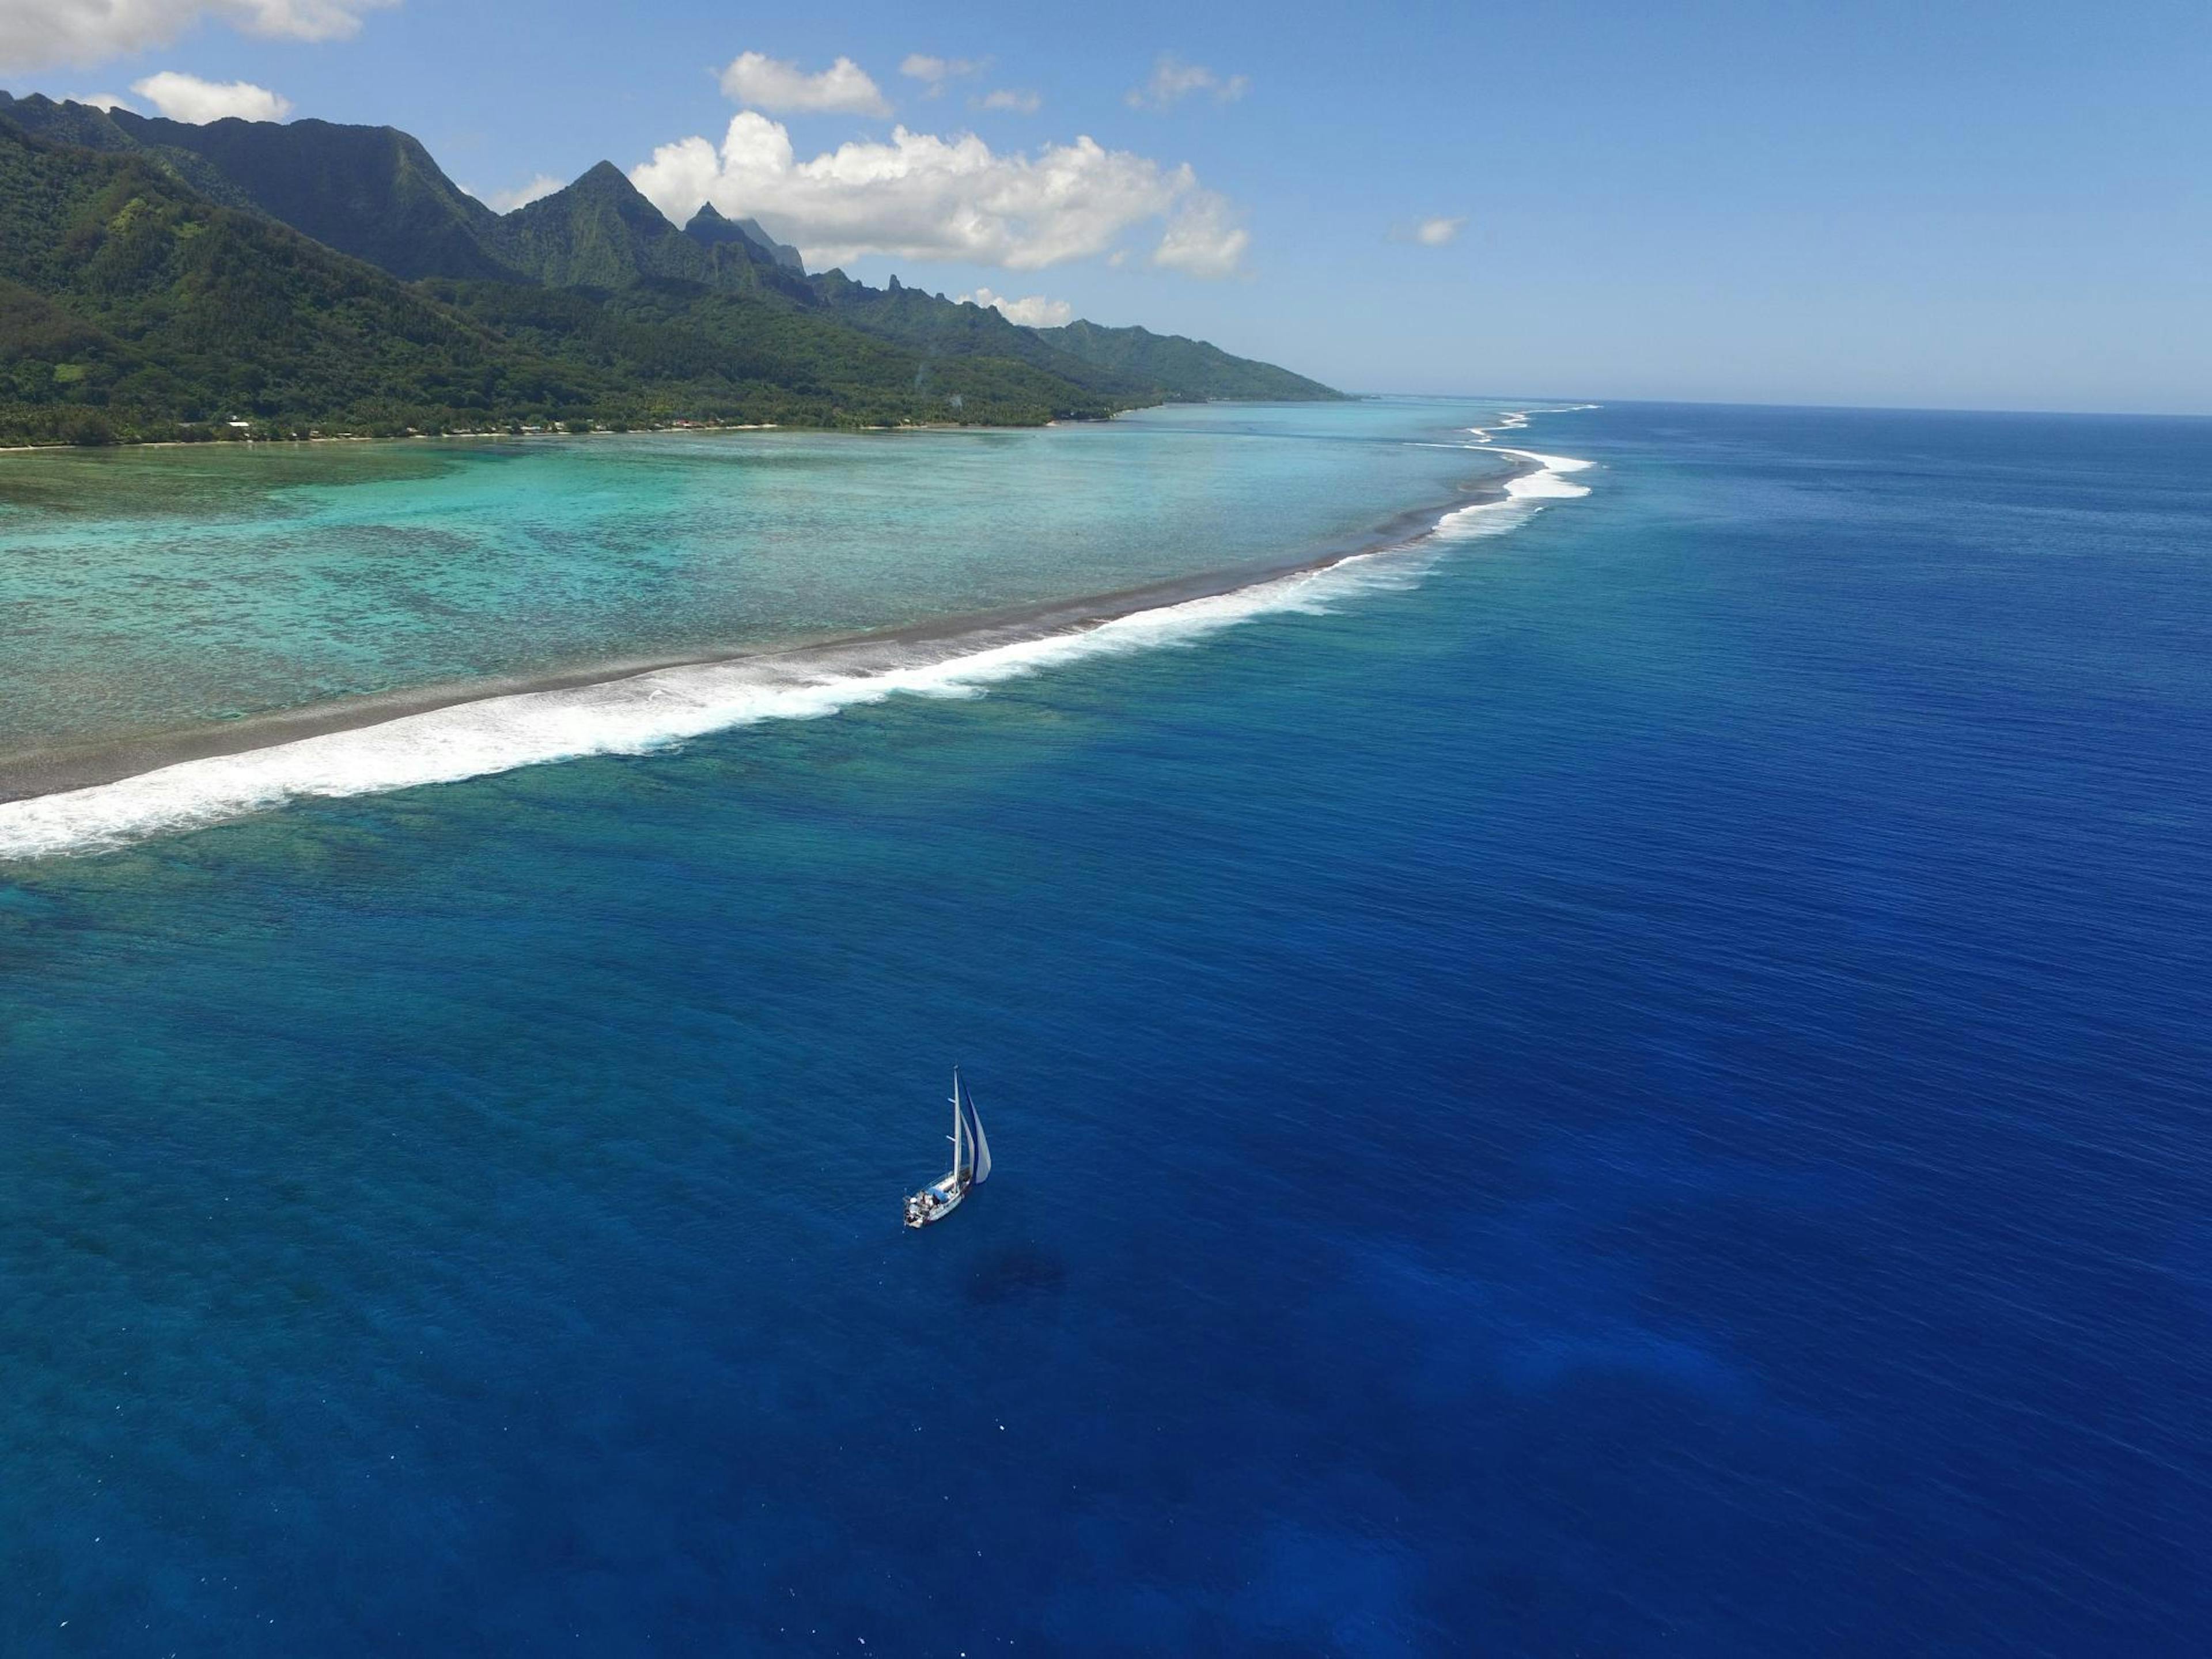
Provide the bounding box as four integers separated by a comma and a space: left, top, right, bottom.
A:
0, 93, 1342, 446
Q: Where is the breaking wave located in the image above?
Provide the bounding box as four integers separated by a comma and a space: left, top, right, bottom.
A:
0, 409, 1598, 858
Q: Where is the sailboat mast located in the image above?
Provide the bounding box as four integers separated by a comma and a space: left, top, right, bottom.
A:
952, 1069, 965, 1182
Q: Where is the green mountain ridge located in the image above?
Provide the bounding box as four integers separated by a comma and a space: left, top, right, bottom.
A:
0, 95, 509, 279
1037, 319, 1340, 402
0, 121, 603, 444
0, 92, 1344, 445
802, 271, 1154, 400
494, 161, 729, 290
682, 203, 805, 272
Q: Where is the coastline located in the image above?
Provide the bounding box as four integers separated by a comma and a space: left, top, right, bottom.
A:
0, 397, 1352, 455
0, 423, 809, 457
0, 456, 1539, 810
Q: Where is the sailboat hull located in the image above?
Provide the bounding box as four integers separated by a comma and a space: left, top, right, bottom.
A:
903, 1176, 968, 1229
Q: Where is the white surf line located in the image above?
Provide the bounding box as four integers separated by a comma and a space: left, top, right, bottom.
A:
0, 408, 1600, 860
1426, 402, 1601, 533
1465, 403, 1599, 442
1461, 402, 1599, 501
1491, 448, 1594, 500
0, 551, 1448, 859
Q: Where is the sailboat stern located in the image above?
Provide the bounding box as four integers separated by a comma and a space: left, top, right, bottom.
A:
903, 1176, 967, 1229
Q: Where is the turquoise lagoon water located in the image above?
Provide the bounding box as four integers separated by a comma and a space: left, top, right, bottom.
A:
4, 400, 2209, 1656
0, 403, 1513, 756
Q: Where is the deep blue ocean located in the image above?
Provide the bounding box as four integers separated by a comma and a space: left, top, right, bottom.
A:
4, 402, 2209, 1654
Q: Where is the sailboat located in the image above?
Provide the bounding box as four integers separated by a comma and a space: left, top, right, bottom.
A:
904, 1069, 992, 1229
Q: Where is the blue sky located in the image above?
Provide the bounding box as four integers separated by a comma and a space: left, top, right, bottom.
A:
7, 0, 2209, 412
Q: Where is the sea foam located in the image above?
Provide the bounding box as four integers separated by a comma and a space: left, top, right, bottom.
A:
0, 411, 1595, 859
1495, 449, 1594, 500
0, 555, 1427, 859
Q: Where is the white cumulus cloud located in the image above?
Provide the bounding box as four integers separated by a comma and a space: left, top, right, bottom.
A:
1414, 215, 1466, 246
957, 287, 1073, 328
899, 54, 984, 96
1152, 191, 1248, 277
974, 88, 1041, 115
131, 70, 291, 123
631, 112, 1248, 277
1126, 54, 1249, 111
464, 173, 565, 214
718, 52, 889, 117
0, 0, 391, 72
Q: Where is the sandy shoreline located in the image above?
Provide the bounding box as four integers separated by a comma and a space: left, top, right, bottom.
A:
0, 454, 1534, 806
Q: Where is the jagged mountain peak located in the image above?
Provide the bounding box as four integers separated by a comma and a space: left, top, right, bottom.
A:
568, 160, 635, 192
683, 203, 806, 275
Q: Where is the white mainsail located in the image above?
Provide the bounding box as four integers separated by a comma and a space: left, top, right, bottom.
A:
961, 1075, 991, 1185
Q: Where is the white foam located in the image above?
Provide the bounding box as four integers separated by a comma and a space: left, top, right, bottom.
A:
1495, 447, 1594, 474
1465, 403, 1599, 442
2, 408, 1599, 858
1460, 402, 1598, 501
1492, 448, 1594, 499
0, 552, 1414, 860
1430, 498, 1537, 541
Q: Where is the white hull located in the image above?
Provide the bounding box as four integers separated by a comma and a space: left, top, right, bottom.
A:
904, 1176, 967, 1229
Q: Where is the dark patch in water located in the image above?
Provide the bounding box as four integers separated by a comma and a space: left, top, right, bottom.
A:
965, 1243, 1067, 1305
